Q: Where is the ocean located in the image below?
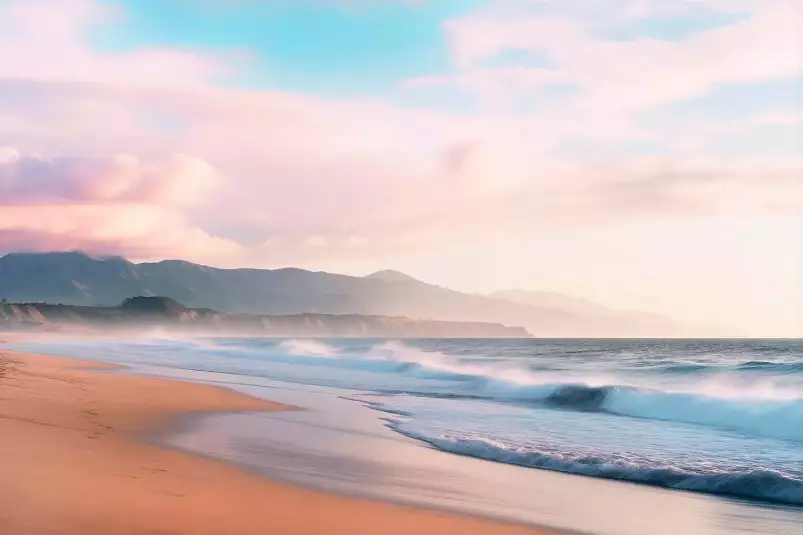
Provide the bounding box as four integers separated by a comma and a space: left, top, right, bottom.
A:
10, 336, 803, 534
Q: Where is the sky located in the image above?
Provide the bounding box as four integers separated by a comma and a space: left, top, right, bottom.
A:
0, 0, 800, 336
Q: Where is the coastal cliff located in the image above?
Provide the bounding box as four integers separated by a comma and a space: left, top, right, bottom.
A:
0, 297, 531, 338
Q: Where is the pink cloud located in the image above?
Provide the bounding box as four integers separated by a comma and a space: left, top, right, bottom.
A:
0, 150, 218, 206
0, 201, 242, 262
0, 149, 239, 262
442, 1, 799, 116
0, 0, 238, 89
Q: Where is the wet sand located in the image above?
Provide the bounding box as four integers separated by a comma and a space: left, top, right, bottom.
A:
0, 350, 563, 535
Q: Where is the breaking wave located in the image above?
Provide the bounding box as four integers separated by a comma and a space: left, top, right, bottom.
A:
391, 430, 803, 506
277, 339, 339, 357
262, 340, 803, 443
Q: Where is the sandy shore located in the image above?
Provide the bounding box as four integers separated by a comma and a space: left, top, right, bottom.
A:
0, 350, 563, 535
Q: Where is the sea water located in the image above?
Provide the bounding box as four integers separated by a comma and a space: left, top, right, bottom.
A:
10, 336, 803, 532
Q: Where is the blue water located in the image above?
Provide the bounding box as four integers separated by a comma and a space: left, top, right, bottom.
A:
11, 337, 803, 507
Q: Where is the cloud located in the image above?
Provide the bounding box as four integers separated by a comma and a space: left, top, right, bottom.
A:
441, 0, 799, 116
0, 150, 218, 206
0, 77, 798, 266
0, 0, 798, 254
5, 138, 797, 271
0, 0, 237, 88
566, 158, 803, 218
0, 211, 241, 261
0, 149, 240, 261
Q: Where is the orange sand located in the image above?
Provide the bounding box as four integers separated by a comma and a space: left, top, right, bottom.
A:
0, 350, 564, 535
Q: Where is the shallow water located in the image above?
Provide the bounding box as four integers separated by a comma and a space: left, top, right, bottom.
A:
10, 336, 803, 534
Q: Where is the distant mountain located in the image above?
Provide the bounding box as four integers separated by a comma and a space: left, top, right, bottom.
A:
490, 290, 613, 316
0, 251, 703, 337
489, 289, 699, 337
365, 270, 420, 284
0, 296, 529, 338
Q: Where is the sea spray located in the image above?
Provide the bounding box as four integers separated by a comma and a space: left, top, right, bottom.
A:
277, 339, 339, 357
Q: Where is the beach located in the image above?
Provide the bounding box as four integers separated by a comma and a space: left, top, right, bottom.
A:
0, 349, 561, 535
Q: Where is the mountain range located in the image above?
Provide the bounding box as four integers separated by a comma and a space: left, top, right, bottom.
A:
0, 251, 704, 337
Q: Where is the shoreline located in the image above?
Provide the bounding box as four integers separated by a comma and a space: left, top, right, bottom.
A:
0, 349, 565, 535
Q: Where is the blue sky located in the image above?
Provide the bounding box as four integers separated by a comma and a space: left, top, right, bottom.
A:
94, 0, 481, 96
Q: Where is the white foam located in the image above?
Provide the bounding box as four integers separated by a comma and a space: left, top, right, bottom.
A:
277, 339, 338, 357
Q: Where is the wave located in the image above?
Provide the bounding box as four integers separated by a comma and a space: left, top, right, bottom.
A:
357, 343, 803, 443
213, 339, 803, 443
391, 430, 803, 506
461, 381, 803, 443
606, 385, 803, 442
639, 360, 803, 375
277, 339, 339, 357
739, 361, 803, 373
376, 382, 803, 443
659, 363, 712, 374
544, 385, 610, 410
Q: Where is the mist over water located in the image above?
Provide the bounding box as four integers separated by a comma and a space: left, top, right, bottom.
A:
12, 336, 803, 506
